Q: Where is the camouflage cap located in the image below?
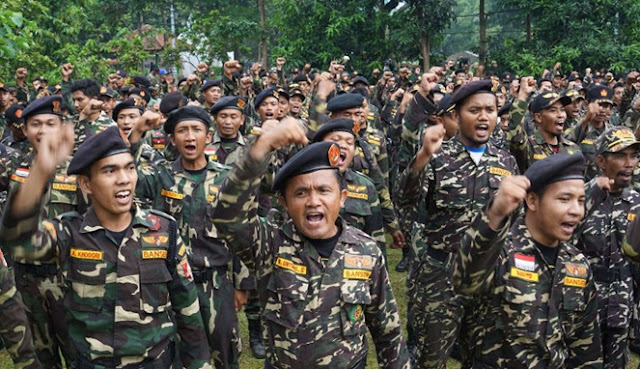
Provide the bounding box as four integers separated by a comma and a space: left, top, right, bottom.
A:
561, 88, 584, 102
272, 141, 341, 192
312, 118, 358, 142
68, 126, 131, 175
596, 126, 640, 155
524, 152, 585, 193
529, 92, 571, 113
100, 86, 115, 98
288, 85, 305, 99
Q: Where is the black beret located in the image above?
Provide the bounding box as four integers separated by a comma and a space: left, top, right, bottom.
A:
129, 87, 151, 103
159, 91, 188, 115
164, 106, 211, 135
68, 126, 131, 175
131, 75, 151, 88
0, 82, 7, 91
498, 102, 512, 117
99, 86, 115, 98
529, 92, 572, 113
199, 79, 222, 92
22, 95, 63, 121
113, 99, 144, 120
35, 76, 48, 83
288, 86, 305, 99
254, 87, 280, 109
501, 72, 514, 82
119, 86, 131, 95
48, 84, 62, 94
272, 141, 341, 192
312, 118, 359, 142
115, 69, 127, 78
292, 75, 309, 84
352, 76, 370, 86
435, 95, 455, 117
350, 87, 369, 99
587, 85, 613, 104
524, 152, 585, 193
326, 93, 364, 113
5, 104, 25, 126
450, 80, 494, 107
210, 96, 246, 115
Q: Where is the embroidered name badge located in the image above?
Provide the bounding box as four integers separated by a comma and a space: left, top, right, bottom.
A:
275, 257, 307, 275
70, 248, 103, 261
10, 168, 30, 183
628, 213, 637, 222
161, 189, 185, 200
489, 167, 511, 177
347, 191, 368, 200
52, 183, 77, 191
510, 267, 539, 282
564, 276, 587, 288
533, 154, 547, 160
344, 254, 373, 270
343, 269, 372, 280
581, 139, 594, 145
142, 249, 168, 259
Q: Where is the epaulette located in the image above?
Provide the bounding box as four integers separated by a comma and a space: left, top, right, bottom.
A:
148, 208, 177, 223
55, 210, 83, 221
209, 160, 231, 172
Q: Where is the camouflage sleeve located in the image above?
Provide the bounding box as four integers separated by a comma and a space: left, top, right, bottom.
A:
621, 108, 640, 131
169, 235, 212, 369
620, 87, 636, 118
507, 99, 533, 171
364, 249, 410, 369
368, 162, 398, 233
565, 120, 587, 144
379, 100, 398, 127
364, 187, 387, 254
222, 74, 239, 96
395, 156, 429, 211
0, 263, 41, 369
61, 80, 76, 115
623, 209, 640, 264
180, 83, 200, 102
374, 139, 390, 184
564, 274, 603, 369
277, 69, 286, 87
232, 255, 256, 291
453, 209, 510, 295
209, 151, 272, 273
307, 95, 330, 138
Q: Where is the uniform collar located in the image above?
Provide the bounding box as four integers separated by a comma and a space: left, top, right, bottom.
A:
212, 131, 246, 145
80, 205, 151, 233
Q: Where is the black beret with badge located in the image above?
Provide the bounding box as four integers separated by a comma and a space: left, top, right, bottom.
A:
199, 79, 222, 93
450, 79, 494, 107
587, 85, 614, 105
326, 93, 364, 113
276, 86, 290, 100
210, 96, 246, 115
272, 141, 341, 192
312, 118, 359, 142
100, 86, 115, 98
159, 91, 188, 115
5, 104, 25, 127
164, 106, 211, 135
129, 87, 151, 103
529, 92, 572, 113
435, 95, 455, 117
524, 152, 585, 193
292, 75, 309, 84
22, 95, 63, 121
288, 85, 305, 99
68, 126, 131, 175
0, 82, 7, 92
352, 76, 370, 87
254, 87, 279, 109
112, 98, 144, 120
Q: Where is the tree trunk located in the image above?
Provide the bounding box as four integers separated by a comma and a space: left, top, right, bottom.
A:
258, 0, 268, 68
479, 0, 487, 66
420, 31, 430, 71
526, 13, 532, 42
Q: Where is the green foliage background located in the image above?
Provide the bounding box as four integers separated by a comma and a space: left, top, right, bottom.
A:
1, 0, 640, 82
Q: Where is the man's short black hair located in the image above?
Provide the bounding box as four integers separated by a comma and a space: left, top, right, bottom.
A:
537, 78, 551, 89
70, 79, 100, 99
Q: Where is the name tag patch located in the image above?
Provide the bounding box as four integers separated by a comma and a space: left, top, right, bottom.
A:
343, 269, 372, 280
142, 249, 168, 259
510, 267, 539, 282
52, 183, 77, 191
161, 189, 185, 200
276, 257, 307, 275
70, 248, 103, 261
490, 167, 511, 177
564, 276, 587, 288
533, 154, 547, 160
628, 213, 637, 221
347, 191, 368, 200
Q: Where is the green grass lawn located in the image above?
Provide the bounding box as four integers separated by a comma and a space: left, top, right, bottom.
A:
1, 247, 638, 368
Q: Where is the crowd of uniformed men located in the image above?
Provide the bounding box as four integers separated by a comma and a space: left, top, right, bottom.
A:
1, 55, 640, 369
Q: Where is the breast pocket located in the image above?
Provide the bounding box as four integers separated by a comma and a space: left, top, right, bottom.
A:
264, 269, 309, 330
50, 177, 79, 207
340, 279, 371, 337
139, 261, 173, 314
66, 260, 107, 312
434, 174, 468, 210
502, 280, 541, 339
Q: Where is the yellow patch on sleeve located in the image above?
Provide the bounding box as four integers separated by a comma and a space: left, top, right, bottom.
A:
161, 189, 185, 200
275, 257, 307, 275
42, 220, 57, 239
52, 183, 77, 191
533, 154, 547, 160
489, 167, 511, 177
70, 248, 103, 261
581, 139, 594, 145
344, 269, 372, 280
628, 213, 637, 222
178, 244, 186, 257
347, 191, 368, 200
564, 276, 587, 288
510, 267, 539, 282
142, 249, 168, 259
10, 173, 26, 183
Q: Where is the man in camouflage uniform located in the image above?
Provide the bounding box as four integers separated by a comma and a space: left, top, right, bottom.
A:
575, 126, 640, 368
313, 118, 387, 255
8, 96, 83, 369
70, 78, 116, 151
1, 124, 211, 369
2, 104, 32, 156
507, 76, 580, 171
211, 121, 410, 368
567, 86, 615, 181
561, 88, 585, 135
396, 80, 519, 369
205, 96, 265, 359
454, 153, 603, 368
200, 80, 223, 112
0, 249, 41, 369
137, 106, 253, 369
